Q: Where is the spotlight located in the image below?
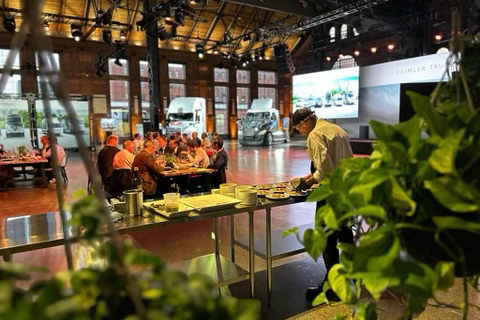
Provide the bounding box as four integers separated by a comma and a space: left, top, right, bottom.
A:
103, 29, 112, 44
243, 34, 251, 42
251, 52, 256, 61
387, 44, 395, 50
434, 33, 443, 42
222, 32, 233, 44
326, 56, 331, 61
71, 24, 83, 41
196, 43, 204, 58
3, 15, 16, 34
114, 57, 123, 67
213, 48, 219, 55
354, 50, 360, 56
43, 20, 49, 31
120, 30, 127, 41
254, 52, 260, 61
190, 0, 197, 4
339, 53, 344, 59
175, 9, 185, 26
157, 25, 170, 41
370, 46, 377, 53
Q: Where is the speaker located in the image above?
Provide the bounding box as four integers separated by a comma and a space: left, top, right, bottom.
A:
359, 125, 370, 140
274, 44, 295, 74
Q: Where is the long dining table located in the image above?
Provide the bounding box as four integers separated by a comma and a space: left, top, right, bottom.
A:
0, 157, 49, 188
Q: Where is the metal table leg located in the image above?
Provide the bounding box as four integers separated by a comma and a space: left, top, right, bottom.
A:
266, 207, 273, 302
3, 251, 12, 262
230, 215, 235, 263
214, 217, 220, 255
248, 211, 255, 298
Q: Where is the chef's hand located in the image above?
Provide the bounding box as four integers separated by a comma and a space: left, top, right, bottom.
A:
296, 177, 310, 191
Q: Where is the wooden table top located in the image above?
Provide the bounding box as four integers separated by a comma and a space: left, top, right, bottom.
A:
0, 157, 48, 166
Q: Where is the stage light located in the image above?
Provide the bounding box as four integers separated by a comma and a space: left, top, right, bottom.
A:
43, 21, 49, 31
435, 33, 443, 41
213, 48, 219, 55
243, 34, 251, 42
354, 50, 360, 56
370, 46, 377, 53
71, 24, 83, 41
339, 53, 344, 59
326, 56, 331, 61
120, 30, 127, 41
175, 9, 185, 26
157, 25, 170, 41
114, 57, 123, 67
3, 15, 15, 34
387, 44, 395, 50
196, 43, 204, 58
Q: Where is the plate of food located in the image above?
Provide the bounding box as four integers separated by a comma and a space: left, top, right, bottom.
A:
271, 187, 292, 193
273, 182, 291, 188
256, 189, 269, 196
144, 200, 194, 218
266, 193, 290, 201
288, 190, 308, 198
256, 184, 273, 190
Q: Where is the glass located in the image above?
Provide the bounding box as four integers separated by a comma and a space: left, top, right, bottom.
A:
237, 87, 249, 120
108, 59, 129, 76
140, 81, 151, 121
163, 193, 180, 212
214, 67, 229, 83
169, 83, 186, 100
139, 60, 148, 78
258, 70, 277, 85
236, 70, 250, 84
0, 49, 20, 69
109, 80, 130, 137
168, 63, 186, 80
258, 87, 277, 109
3, 74, 21, 94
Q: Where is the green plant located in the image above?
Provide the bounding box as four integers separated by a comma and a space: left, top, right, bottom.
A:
286, 35, 480, 319
0, 192, 260, 320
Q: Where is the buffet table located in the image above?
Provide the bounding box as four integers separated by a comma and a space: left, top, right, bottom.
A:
0, 193, 310, 299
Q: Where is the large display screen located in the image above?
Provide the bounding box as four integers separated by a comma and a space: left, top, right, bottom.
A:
293, 67, 360, 119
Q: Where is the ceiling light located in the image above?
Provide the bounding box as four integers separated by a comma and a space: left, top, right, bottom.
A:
103, 29, 112, 44
114, 57, 123, 67
370, 47, 377, 53
434, 33, 443, 42
213, 48, 219, 55
354, 50, 360, 56
190, 0, 197, 4
339, 53, 344, 59
71, 24, 83, 41
43, 21, 49, 31
157, 25, 170, 41
196, 43, 204, 58
3, 15, 16, 34
120, 30, 127, 41
326, 56, 331, 61
387, 44, 395, 50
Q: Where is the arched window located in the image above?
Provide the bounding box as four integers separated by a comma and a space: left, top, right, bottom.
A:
329, 26, 336, 43
341, 24, 348, 40
332, 55, 357, 70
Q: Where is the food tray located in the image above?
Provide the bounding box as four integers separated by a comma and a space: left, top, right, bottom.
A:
143, 200, 194, 218
179, 194, 242, 213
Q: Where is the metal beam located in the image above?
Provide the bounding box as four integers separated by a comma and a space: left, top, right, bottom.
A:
224, 0, 320, 17
127, 0, 141, 40
203, 1, 227, 43
187, 1, 208, 38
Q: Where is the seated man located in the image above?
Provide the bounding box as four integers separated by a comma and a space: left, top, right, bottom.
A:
164, 138, 178, 156
181, 140, 210, 193
132, 133, 143, 153
185, 140, 209, 168
110, 140, 135, 198
97, 135, 120, 190
41, 135, 67, 182
131, 139, 165, 198
207, 138, 228, 188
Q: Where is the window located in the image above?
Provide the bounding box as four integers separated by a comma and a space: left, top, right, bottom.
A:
169, 83, 186, 99
332, 55, 357, 70
139, 60, 149, 78
140, 81, 150, 121
168, 63, 186, 80
341, 24, 348, 40
0, 49, 21, 94
214, 86, 228, 135
329, 26, 336, 43
36, 52, 60, 96
258, 87, 277, 109
108, 59, 129, 76
236, 70, 250, 84
258, 70, 277, 85
237, 87, 249, 120
214, 67, 229, 83
0, 49, 20, 69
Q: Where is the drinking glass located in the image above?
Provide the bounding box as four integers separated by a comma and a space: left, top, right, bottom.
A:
164, 193, 180, 212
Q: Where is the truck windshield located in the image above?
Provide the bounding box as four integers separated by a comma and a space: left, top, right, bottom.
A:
245, 112, 270, 120
168, 113, 194, 121
7, 115, 22, 124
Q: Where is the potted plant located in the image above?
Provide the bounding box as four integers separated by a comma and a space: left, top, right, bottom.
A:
286, 28, 480, 320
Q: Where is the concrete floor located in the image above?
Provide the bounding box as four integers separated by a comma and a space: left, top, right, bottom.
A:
1, 138, 479, 319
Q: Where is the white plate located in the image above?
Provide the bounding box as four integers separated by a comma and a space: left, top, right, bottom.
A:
266, 193, 290, 201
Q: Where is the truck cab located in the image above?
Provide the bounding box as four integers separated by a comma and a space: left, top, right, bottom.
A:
239, 99, 289, 146
166, 98, 206, 136
5, 114, 25, 137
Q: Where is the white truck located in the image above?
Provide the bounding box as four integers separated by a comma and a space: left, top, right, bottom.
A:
239, 99, 289, 146
165, 97, 206, 136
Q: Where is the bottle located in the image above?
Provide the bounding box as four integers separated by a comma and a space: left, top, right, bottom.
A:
132, 167, 143, 191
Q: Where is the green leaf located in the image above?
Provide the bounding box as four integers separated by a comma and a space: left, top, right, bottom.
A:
390, 260, 437, 298
388, 177, 416, 216
407, 91, 447, 137
356, 300, 378, 320
353, 225, 400, 273
425, 177, 479, 212
340, 157, 373, 172
323, 205, 339, 230
311, 291, 328, 306
349, 168, 390, 207
435, 261, 455, 291
347, 205, 386, 221
395, 115, 422, 157
307, 184, 332, 202
362, 273, 395, 301
429, 129, 465, 174
328, 264, 357, 304
303, 228, 327, 262
282, 227, 299, 238
433, 216, 480, 233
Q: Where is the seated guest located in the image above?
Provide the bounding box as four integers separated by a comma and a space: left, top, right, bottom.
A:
97, 135, 120, 191
191, 132, 202, 148
164, 138, 178, 156
110, 140, 135, 197
152, 132, 160, 150
175, 131, 182, 143
156, 135, 167, 154
208, 138, 228, 188
201, 132, 212, 150
131, 139, 165, 198
181, 133, 188, 144
212, 132, 219, 141
185, 140, 209, 168
133, 133, 143, 153
41, 136, 67, 182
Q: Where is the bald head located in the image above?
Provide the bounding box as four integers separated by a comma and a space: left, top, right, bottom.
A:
123, 140, 134, 153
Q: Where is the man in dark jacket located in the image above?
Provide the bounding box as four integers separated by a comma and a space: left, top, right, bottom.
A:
207, 138, 228, 188
97, 135, 120, 191
131, 139, 165, 198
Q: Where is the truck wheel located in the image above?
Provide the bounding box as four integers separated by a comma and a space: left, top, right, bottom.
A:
284, 132, 290, 143
264, 133, 273, 146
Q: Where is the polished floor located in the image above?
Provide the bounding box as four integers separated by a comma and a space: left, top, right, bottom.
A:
1, 138, 479, 319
